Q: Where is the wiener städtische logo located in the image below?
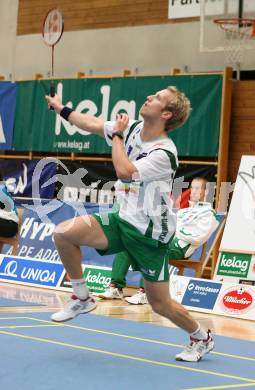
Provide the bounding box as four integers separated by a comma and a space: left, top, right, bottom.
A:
181, 279, 222, 310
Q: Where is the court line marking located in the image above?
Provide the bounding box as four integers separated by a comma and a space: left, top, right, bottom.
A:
184, 382, 255, 389
0, 316, 31, 320
0, 325, 61, 329
0, 316, 255, 363
0, 329, 255, 384
17, 316, 255, 363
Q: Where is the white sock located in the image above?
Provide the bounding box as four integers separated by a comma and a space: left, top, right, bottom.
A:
71, 278, 89, 300
190, 324, 208, 340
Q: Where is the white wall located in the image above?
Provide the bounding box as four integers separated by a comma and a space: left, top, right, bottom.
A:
1, 1, 254, 80
0, 0, 18, 80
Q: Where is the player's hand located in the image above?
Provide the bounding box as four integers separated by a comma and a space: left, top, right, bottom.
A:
113, 113, 129, 133
45, 94, 64, 114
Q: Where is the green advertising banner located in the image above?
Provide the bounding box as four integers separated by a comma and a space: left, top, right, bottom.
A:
13, 75, 222, 156
59, 265, 112, 293
216, 252, 252, 278
84, 266, 111, 294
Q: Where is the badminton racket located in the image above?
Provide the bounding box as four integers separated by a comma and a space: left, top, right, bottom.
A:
42, 8, 64, 110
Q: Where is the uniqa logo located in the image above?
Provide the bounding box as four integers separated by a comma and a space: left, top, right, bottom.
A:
220, 287, 254, 315
21, 268, 56, 283
0, 260, 18, 278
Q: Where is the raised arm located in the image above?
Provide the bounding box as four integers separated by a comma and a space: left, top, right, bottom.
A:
45, 94, 105, 137
111, 114, 138, 180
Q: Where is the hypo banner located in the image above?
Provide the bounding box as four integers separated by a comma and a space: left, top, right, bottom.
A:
13, 75, 222, 157
3, 202, 140, 287
0, 159, 57, 199
0, 82, 16, 150
7, 202, 111, 264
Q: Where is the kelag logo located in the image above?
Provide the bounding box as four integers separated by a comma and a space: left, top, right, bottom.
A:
59, 266, 111, 293
0, 256, 64, 287
84, 266, 111, 293
217, 252, 252, 278
182, 279, 221, 310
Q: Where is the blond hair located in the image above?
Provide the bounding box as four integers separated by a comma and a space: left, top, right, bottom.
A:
164, 86, 191, 131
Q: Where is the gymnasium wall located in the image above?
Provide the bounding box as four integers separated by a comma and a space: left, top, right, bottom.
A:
0, 1, 254, 80
0, 1, 254, 184
0, 0, 18, 80
17, 0, 171, 34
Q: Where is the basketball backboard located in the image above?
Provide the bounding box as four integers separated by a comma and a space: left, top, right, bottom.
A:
200, 0, 255, 52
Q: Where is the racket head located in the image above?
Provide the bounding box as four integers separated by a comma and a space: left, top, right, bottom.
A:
42, 8, 64, 47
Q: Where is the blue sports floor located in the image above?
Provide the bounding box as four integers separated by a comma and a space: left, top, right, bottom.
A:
0, 298, 42, 306
0, 311, 255, 390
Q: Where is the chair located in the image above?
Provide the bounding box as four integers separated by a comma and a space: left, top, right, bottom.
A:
169, 214, 227, 279
0, 208, 23, 256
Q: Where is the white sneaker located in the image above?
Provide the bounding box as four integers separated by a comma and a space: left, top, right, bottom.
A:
98, 286, 123, 299
51, 295, 96, 322
175, 330, 214, 362
125, 290, 148, 305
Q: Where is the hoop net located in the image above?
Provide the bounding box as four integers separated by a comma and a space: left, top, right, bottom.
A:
214, 18, 255, 66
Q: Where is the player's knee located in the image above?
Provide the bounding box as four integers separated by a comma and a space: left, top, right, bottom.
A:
150, 299, 169, 316
53, 224, 68, 244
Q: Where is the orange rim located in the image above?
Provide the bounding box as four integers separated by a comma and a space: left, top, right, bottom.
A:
214, 18, 255, 36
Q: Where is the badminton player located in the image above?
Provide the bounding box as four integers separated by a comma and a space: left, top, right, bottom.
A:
46, 87, 214, 362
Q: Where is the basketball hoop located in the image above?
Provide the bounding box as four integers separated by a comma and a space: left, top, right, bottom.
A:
214, 18, 255, 71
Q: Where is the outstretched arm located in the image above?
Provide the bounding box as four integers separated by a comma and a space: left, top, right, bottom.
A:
45, 94, 105, 137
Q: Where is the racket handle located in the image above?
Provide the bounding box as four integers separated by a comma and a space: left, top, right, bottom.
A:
49, 82, 55, 111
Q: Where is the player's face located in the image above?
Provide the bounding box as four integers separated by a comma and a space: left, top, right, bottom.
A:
190, 179, 206, 203
140, 89, 173, 119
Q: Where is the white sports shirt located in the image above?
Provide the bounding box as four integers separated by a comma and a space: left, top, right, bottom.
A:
175, 201, 219, 257
176, 201, 218, 245
104, 120, 178, 244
